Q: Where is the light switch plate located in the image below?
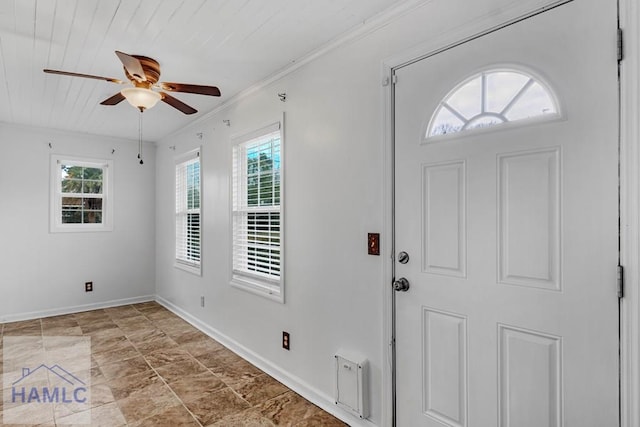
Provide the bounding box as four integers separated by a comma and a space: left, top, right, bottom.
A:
368, 233, 380, 256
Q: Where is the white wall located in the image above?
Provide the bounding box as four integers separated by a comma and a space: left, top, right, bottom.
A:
0, 123, 156, 320
153, 2, 535, 426
155, 54, 387, 425
152, 1, 573, 426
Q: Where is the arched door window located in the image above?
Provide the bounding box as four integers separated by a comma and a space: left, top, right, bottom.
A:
427, 69, 559, 138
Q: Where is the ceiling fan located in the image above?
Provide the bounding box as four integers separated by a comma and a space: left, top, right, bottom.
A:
43, 51, 221, 115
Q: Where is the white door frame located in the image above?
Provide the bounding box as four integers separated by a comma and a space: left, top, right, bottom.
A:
618, 0, 640, 426
380, 1, 640, 425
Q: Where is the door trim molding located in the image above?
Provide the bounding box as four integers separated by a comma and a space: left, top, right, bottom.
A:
382, 0, 636, 425
619, 0, 640, 425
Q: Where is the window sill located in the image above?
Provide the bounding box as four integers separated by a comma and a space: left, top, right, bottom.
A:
230, 274, 283, 303
50, 223, 113, 233
175, 261, 202, 276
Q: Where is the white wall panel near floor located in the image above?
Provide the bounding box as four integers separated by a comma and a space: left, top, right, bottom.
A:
0, 123, 156, 320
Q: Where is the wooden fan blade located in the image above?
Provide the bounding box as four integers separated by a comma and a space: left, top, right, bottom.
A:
160, 82, 221, 96
161, 92, 197, 114
115, 51, 146, 82
43, 69, 123, 84
100, 92, 126, 106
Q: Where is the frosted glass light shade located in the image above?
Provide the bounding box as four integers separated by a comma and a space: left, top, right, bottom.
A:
121, 87, 161, 110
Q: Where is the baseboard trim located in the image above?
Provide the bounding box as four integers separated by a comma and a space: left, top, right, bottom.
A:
155, 295, 376, 427
0, 295, 155, 323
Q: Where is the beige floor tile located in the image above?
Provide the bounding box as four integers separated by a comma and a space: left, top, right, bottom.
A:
115, 381, 181, 425
209, 358, 264, 386
41, 326, 83, 336
92, 345, 140, 367
154, 358, 209, 384
259, 391, 319, 426
292, 408, 349, 427
207, 408, 276, 426
56, 401, 126, 426
91, 335, 131, 354
155, 318, 198, 335
107, 371, 161, 401
1, 338, 44, 358
99, 356, 151, 380
73, 365, 107, 386
2, 320, 41, 332
143, 309, 179, 322
118, 322, 157, 336
73, 310, 110, 325
3, 324, 42, 336
196, 347, 243, 369
167, 371, 226, 403
80, 320, 119, 335
130, 404, 200, 427
184, 388, 251, 426
125, 327, 165, 344
41, 316, 79, 329
103, 305, 141, 320
110, 314, 148, 327
170, 329, 210, 344
88, 327, 125, 341
136, 304, 167, 313
131, 334, 179, 355
180, 337, 225, 357
131, 302, 162, 311
231, 373, 290, 406
2, 400, 54, 425
143, 347, 193, 368
90, 382, 116, 407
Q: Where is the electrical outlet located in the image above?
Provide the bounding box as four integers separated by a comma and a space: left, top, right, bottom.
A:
200, 296, 205, 307
85, 282, 93, 292
282, 331, 290, 350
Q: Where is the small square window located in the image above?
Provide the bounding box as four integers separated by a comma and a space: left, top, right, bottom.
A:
50, 155, 113, 233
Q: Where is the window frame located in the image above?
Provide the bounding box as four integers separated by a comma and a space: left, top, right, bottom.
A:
230, 120, 284, 302
49, 155, 114, 233
175, 147, 202, 276
424, 66, 562, 142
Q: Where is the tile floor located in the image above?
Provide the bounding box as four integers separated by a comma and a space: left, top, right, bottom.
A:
0, 302, 348, 426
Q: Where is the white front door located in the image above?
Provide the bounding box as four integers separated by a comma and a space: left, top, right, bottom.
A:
394, 1, 619, 425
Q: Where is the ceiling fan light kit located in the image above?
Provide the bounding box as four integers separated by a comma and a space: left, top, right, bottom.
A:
121, 87, 161, 111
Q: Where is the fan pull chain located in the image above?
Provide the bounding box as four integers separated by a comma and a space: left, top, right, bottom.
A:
138, 111, 144, 165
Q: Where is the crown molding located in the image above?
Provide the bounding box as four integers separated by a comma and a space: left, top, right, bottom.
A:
162, 0, 431, 141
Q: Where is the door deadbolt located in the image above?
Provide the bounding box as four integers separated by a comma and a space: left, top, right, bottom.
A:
397, 251, 410, 264
393, 277, 410, 292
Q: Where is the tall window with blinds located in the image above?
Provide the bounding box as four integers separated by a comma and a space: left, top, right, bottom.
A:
175, 149, 201, 275
231, 121, 283, 300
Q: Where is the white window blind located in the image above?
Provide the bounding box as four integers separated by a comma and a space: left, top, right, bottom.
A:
232, 122, 283, 298
176, 149, 201, 274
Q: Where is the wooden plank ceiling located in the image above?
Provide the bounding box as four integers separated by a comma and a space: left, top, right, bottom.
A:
0, 0, 403, 141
